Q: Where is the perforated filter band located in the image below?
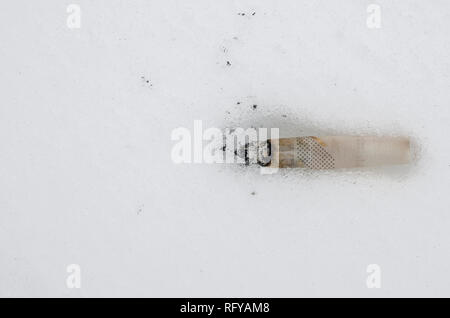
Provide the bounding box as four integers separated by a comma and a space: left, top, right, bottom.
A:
295, 137, 335, 169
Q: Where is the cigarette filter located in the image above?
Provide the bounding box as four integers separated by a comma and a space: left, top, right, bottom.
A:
243, 136, 411, 169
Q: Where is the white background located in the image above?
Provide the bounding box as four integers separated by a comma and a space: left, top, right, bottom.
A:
1, 1, 450, 297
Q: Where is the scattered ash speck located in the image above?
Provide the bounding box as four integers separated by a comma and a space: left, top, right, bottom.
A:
251, 191, 256, 195
226, 61, 232, 66
252, 104, 258, 110
141, 76, 153, 87
236, 101, 241, 105
238, 12, 256, 17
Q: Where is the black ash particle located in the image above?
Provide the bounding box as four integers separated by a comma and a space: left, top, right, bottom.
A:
226, 61, 231, 66
252, 104, 258, 110
141, 76, 153, 87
